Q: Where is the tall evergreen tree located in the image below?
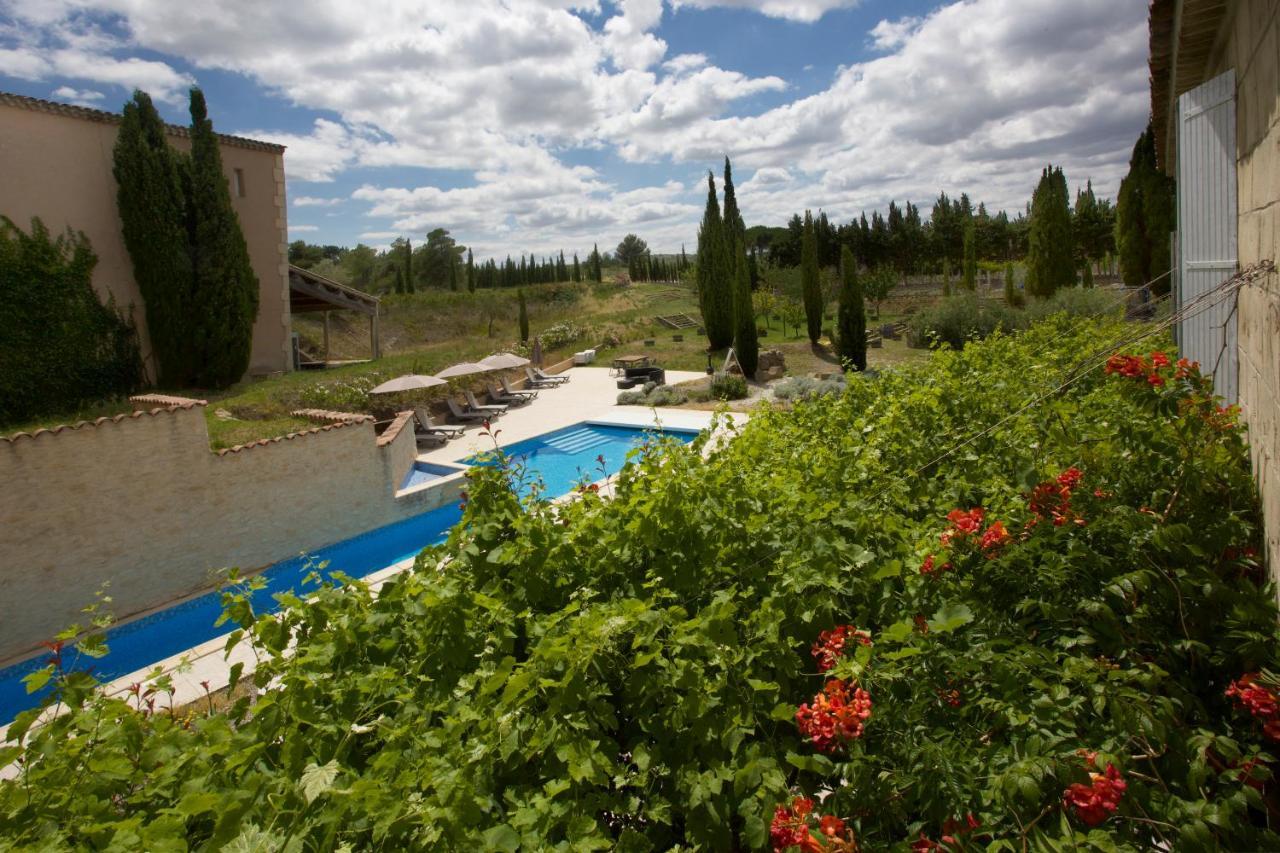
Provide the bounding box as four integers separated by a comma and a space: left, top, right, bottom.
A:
1025, 165, 1074, 299
800, 210, 822, 344
572, 253, 580, 282
186, 88, 258, 389
697, 172, 734, 348
517, 288, 529, 343
1116, 123, 1175, 295
466, 248, 475, 293
836, 245, 866, 371
448, 254, 458, 291
404, 239, 415, 294
393, 266, 404, 295
962, 219, 977, 291
112, 89, 193, 386
1003, 261, 1020, 307
722, 156, 745, 250
732, 237, 758, 379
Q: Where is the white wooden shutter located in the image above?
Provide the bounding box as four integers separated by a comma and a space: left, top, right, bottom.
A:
1176, 69, 1238, 402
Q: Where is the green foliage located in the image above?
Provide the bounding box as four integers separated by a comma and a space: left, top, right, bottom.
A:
517, 289, 529, 343
906, 293, 1023, 349
187, 88, 260, 389
722, 156, 745, 251
962, 219, 977, 291
1117, 123, 1176, 296
696, 173, 734, 348
1023, 286, 1123, 324
536, 321, 584, 351
710, 371, 748, 400
1003, 261, 1023, 308
616, 384, 688, 406
836, 245, 866, 371
297, 374, 378, 412
801, 210, 822, 343
733, 238, 759, 379
112, 89, 193, 386
5, 319, 1275, 851
1026, 164, 1074, 299
0, 218, 144, 425
772, 374, 846, 401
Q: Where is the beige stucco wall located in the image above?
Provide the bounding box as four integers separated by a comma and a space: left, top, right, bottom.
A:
0, 100, 291, 379
1209, 0, 1280, 582
0, 401, 461, 664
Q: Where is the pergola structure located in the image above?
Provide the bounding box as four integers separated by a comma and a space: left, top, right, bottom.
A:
287, 264, 380, 367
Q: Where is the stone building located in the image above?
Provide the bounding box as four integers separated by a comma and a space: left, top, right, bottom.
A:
1148, 0, 1280, 582
0, 91, 292, 379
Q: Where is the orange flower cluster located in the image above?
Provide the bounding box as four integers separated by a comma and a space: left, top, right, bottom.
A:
769, 797, 857, 852
1105, 351, 1171, 386
1227, 674, 1280, 741
922, 507, 1012, 575
1026, 467, 1087, 530
811, 625, 872, 673
909, 813, 982, 850
1063, 760, 1127, 827
796, 679, 873, 753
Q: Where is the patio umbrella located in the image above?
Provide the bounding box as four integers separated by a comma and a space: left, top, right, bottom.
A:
434, 361, 496, 380
370, 374, 447, 394
479, 352, 531, 370
531, 337, 543, 366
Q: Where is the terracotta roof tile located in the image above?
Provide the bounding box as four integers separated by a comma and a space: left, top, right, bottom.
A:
0, 91, 286, 154
377, 410, 415, 447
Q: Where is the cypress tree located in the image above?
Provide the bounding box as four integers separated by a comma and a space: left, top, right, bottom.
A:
696, 172, 734, 348
836, 244, 866, 371
1003, 261, 1020, 307
393, 266, 404, 294
1117, 123, 1176, 295
962, 219, 977, 291
466, 248, 475, 293
592, 243, 603, 282
800, 210, 822, 344
448, 253, 458, 291
112, 89, 193, 385
517, 288, 529, 343
1025, 165, 1073, 299
572, 253, 580, 282
405, 239, 415, 294
732, 237, 758, 379
722, 156, 745, 249
186, 88, 258, 389
942, 259, 952, 297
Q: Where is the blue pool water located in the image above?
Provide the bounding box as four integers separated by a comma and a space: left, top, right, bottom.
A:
0, 421, 698, 725
401, 460, 466, 490
462, 421, 698, 498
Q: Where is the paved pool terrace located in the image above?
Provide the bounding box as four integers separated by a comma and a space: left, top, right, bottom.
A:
0, 367, 745, 749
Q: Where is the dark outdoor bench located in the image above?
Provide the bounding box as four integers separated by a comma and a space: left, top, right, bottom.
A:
616, 366, 666, 389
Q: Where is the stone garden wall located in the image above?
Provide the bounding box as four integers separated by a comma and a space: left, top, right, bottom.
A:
0, 396, 458, 664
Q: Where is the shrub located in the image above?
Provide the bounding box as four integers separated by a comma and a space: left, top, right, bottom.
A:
4, 317, 1277, 851
297, 375, 379, 412
616, 384, 688, 407
0, 217, 144, 426
1024, 285, 1122, 323
906, 293, 1025, 349
710, 371, 748, 400
538, 321, 585, 352
772, 375, 846, 401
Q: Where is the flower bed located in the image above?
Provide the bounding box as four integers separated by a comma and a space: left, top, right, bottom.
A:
2, 315, 1275, 850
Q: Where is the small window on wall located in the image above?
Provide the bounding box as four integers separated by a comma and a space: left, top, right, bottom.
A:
232, 168, 245, 198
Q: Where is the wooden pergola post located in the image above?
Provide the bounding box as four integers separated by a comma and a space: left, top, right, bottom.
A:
370, 308, 380, 360
322, 311, 331, 362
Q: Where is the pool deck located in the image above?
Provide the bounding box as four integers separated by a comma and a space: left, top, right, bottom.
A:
0, 366, 746, 756
414, 366, 718, 466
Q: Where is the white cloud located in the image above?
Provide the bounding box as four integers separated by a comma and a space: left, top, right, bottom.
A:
289, 224, 320, 232
50, 84, 104, 106
669, 0, 862, 23
1, 0, 1149, 257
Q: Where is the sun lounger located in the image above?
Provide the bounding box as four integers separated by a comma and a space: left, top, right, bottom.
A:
465, 390, 508, 415
446, 397, 490, 422
414, 407, 464, 438
524, 367, 567, 388
500, 377, 538, 401
534, 367, 569, 384
486, 383, 530, 406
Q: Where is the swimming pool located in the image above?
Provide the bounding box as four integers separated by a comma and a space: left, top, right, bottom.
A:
461, 421, 698, 498
0, 421, 700, 724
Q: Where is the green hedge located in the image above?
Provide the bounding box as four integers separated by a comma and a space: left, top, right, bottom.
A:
0, 218, 143, 427
3, 316, 1276, 850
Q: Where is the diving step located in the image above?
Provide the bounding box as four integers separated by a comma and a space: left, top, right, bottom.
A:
546, 435, 612, 454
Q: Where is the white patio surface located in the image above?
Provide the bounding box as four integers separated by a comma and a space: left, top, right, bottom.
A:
1, 366, 746, 753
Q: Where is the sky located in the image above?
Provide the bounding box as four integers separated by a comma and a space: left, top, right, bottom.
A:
0, 0, 1150, 260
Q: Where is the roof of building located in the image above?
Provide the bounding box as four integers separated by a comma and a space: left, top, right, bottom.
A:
288, 264, 380, 315
0, 90, 286, 154
1148, 0, 1235, 171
